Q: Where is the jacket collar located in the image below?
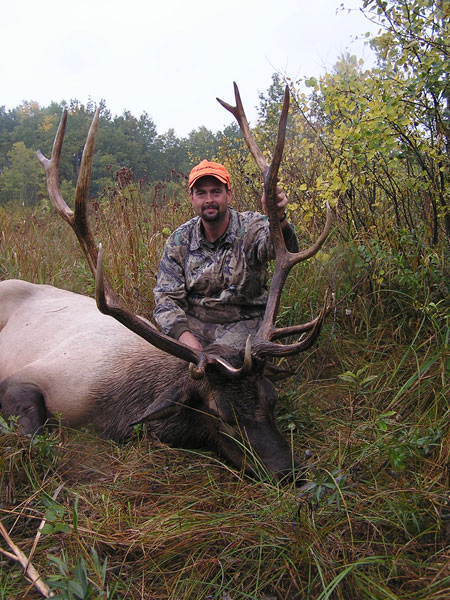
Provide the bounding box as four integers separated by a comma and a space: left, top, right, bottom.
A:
189, 208, 240, 250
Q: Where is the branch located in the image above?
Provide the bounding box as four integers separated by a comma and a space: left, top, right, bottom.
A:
0, 483, 64, 598
0, 520, 53, 598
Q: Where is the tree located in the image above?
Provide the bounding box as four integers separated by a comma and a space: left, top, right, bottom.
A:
186, 126, 221, 165
153, 129, 189, 181
363, 0, 450, 241
0, 141, 45, 205
257, 73, 286, 127
0, 106, 17, 171
265, 0, 450, 246
97, 110, 159, 182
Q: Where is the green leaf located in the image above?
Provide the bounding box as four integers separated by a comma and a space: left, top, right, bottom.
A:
305, 77, 318, 88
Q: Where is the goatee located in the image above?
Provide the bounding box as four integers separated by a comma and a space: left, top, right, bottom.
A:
202, 205, 220, 222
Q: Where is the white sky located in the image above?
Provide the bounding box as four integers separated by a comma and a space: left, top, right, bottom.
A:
1, 0, 378, 137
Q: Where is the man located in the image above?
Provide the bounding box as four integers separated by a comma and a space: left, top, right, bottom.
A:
153, 159, 299, 350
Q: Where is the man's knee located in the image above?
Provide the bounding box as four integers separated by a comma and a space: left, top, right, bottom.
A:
216, 318, 262, 349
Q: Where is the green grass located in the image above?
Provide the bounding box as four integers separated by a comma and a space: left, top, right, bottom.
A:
1, 187, 449, 599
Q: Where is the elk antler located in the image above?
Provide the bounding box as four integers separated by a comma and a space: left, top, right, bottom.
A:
37, 111, 251, 379
217, 83, 333, 358
37, 109, 121, 308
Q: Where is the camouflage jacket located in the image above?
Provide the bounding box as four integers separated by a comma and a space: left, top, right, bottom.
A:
153, 207, 299, 339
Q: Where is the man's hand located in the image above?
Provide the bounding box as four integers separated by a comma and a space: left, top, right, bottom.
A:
261, 184, 289, 227
179, 331, 203, 350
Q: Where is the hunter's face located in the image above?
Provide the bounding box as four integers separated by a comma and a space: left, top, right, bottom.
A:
190, 176, 231, 224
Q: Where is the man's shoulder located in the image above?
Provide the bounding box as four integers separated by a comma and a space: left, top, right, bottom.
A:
167, 216, 200, 247
238, 210, 268, 222
230, 208, 269, 238
233, 208, 268, 224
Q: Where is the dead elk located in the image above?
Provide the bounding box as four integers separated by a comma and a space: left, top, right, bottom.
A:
0, 85, 332, 482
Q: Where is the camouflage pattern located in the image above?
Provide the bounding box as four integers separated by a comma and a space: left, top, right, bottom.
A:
153, 207, 299, 347
184, 314, 263, 350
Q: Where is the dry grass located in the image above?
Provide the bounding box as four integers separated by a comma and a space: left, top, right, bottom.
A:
1, 187, 450, 599
1, 364, 449, 599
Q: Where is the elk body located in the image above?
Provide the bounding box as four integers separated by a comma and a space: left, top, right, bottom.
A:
0, 279, 296, 478
0, 84, 332, 481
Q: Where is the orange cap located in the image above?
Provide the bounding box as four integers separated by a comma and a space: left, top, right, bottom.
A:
188, 160, 231, 189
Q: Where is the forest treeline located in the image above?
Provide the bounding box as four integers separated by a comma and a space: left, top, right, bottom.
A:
0, 96, 245, 205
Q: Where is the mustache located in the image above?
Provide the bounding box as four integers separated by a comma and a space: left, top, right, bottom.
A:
202, 203, 219, 211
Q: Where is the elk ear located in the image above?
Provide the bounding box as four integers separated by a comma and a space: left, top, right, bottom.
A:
130, 387, 192, 425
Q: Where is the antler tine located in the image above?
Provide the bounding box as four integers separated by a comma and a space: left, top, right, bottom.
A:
252, 290, 332, 357
37, 109, 119, 307
72, 108, 100, 274
259, 202, 333, 341
269, 291, 333, 342
267, 85, 290, 190
36, 110, 73, 224
217, 82, 268, 175
264, 85, 291, 252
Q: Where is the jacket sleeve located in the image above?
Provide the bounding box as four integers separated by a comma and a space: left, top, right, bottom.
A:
153, 239, 190, 339
253, 215, 300, 263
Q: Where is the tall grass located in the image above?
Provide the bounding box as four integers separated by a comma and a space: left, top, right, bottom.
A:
0, 182, 449, 599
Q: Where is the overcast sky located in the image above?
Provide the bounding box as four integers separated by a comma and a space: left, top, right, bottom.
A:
1, 0, 378, 137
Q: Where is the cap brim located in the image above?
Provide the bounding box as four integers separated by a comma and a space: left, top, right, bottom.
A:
189, 172, 229, 188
